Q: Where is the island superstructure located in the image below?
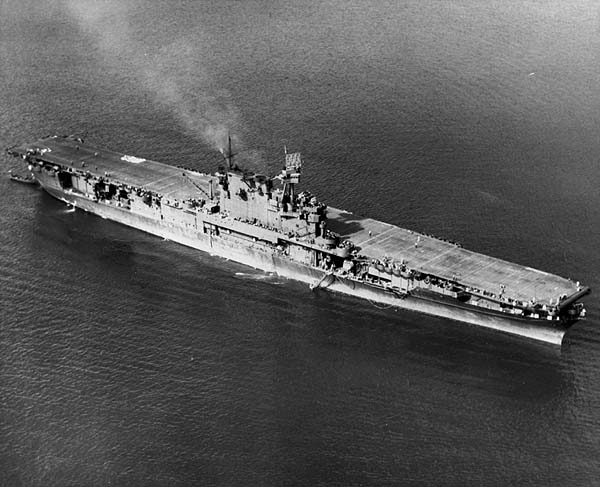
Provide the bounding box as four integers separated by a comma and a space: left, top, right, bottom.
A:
7, 135, 590, 344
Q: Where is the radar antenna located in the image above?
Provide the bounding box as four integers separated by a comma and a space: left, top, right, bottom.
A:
281, 148, 302, 202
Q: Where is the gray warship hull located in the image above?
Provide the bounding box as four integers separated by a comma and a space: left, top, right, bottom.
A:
8, 136, 589, 345
38, 172, 567, 346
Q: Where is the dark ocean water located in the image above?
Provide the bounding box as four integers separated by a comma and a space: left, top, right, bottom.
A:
1, 1, 600, 485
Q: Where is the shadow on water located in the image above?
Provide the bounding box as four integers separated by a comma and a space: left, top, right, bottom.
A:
286, 283, 572, 388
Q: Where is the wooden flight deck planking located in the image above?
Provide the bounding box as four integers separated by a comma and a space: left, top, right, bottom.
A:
326, 208, 578, 305
19, 137, 215, 202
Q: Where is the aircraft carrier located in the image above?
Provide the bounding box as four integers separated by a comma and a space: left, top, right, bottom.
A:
7, 135, 590, 345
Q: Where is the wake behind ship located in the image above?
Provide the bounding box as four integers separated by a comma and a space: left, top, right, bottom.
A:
7, 135, 590, 345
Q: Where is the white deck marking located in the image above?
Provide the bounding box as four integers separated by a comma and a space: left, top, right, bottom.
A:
355, 226, 399, 247
417, 246, 459, 269
146, 174, 179, 189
